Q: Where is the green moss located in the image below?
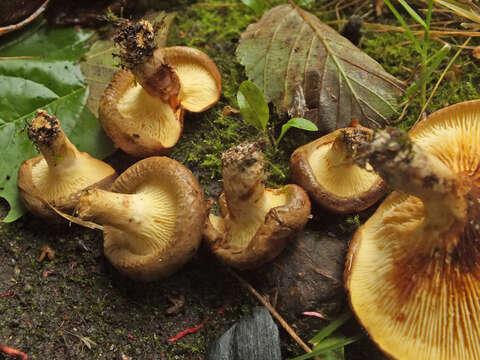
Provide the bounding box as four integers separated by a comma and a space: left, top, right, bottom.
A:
167, 0, 299, 192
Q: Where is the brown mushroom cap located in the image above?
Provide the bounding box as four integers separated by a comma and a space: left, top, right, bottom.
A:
76, 156, 208, 282
18, 111, 116, 221
100, 70, 184, 157
345, 100, 480, 360
204, 141, 311, 270
161, 46, 222, 112
290, 126, 387, 213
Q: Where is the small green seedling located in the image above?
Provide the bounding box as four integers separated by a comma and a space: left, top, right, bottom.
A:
275, 117, 318, 146
236, 80, 318, 146
290, 311, 363, 360
237, 80, 269, 132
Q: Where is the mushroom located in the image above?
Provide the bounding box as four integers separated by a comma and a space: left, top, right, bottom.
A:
204, 141, 311, 270
290, 123, 387, 213
18, 110, 116, 221
99, 19, 221, 157
345, 100, 480, 360
76, 156, 208, 281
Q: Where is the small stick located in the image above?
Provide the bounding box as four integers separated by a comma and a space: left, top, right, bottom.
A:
0, 56, 43, 60
228, 269, 315, 356
0, 0, 50, 36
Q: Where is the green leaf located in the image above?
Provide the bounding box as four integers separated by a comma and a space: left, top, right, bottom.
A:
237, 80, 269, 132
290, 335, 362, 360
237, 5, 404, 133
0, 20, 92, 60
310, 311, 352, 345
276, 117, 317, 145
0, 23, 115, 222
240, 0, 265, 15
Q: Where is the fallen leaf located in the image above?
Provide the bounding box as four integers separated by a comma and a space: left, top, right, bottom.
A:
0, 23, 115, 222
236, 4, 404, 134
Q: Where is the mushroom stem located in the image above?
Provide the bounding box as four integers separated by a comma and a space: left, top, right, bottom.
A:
221, 141, 266, 219
28, 110, 80, 170
77, 189, 143, 231
113, 18, 180, 105
327, 127, 373, 169
357, 128, 467, 228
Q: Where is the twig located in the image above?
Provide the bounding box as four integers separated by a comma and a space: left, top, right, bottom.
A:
0, 0, 50, 36
414, 36, 472, 125
197, 2, 242, 7
228, 269, 316, 357
0, 56, 43, 60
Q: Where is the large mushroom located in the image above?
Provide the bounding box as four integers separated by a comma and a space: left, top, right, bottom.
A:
76, 156, 208, 282
290, 123, 387, 213
99, 19, 221, 157
18, 110, 116, 221
345, 100, 480, 360
204, 141, 311, 270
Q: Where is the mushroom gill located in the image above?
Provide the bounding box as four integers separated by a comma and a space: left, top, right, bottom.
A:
346, 100, 480, 360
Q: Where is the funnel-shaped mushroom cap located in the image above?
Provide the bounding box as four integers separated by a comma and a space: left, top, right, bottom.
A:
204, 141, 311, 269
161, 46, 222, 112
76, 156, 208, 282
290, 126, 387, 213
18, 111, 116, 220
100, 70, 183, 157
346, 100, 480, 360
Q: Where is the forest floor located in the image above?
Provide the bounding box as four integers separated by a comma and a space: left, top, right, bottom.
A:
1, 0, 480, 359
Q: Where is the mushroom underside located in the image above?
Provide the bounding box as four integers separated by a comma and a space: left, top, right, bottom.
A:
175, 61, 220, 112
347, 100, 480, 360
308, 144, 380, 198
206, 185, 310, 269
347, 190, 480, 360
117, 84, 181, 148
77, 156, 207, 281
100, 70, 183, 157
209, 189, 288, 249
18, 154, 116, 219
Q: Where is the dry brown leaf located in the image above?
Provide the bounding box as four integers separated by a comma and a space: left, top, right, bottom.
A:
236, 4, 404, 133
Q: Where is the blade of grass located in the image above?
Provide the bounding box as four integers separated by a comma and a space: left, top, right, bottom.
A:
397, 0, 427, 28
291, 335, 362, 360
415, 37, 472, 125
309, 311, 352, 345
425, 0, 434, 41
405, 43, 450, 98
313, 335, 363, 353
383, 0, 423, 55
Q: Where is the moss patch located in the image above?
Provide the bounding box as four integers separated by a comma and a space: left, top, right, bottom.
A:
2, 1, 480, 360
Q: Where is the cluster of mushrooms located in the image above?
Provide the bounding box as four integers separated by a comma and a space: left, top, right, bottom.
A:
16, 17, 480, 360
